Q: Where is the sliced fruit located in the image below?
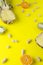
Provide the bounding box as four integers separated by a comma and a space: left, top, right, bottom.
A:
21, 54, 33, 65
1, 0, 16, 24
21, 2, 30, 9
0, 26, 6, 34
38, 23, 43, 29
1, 9, 15, 24
36, 33, 43, 48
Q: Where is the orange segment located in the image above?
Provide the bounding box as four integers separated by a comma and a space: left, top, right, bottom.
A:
21, 54, 33, 65
21, 2, 30, 9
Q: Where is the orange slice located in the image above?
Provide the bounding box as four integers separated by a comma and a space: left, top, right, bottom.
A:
21, 2, 30, 9
21, 54, 33, 65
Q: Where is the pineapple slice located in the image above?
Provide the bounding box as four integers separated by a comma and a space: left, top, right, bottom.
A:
0, 0, 16, 24
36, 33, 43, 48
1, 9, 15, 24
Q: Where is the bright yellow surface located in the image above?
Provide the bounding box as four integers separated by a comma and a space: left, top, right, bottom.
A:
0, 0, 43, 65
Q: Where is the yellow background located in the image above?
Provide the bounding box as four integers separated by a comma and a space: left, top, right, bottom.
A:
0, 0, 43, 65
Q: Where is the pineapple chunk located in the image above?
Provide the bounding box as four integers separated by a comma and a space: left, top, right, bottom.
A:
36, 33, 43, 48
0, 26, 6, 34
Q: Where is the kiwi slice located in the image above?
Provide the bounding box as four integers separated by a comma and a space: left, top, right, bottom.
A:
36, 33, 43, 48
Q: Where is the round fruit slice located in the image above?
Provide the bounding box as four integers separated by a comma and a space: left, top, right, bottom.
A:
16, 0, 30, 9
21, 54, 33, 65
21, 2, 30, 9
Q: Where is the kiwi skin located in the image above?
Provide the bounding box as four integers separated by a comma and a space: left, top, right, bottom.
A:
35, 39, 43, 48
